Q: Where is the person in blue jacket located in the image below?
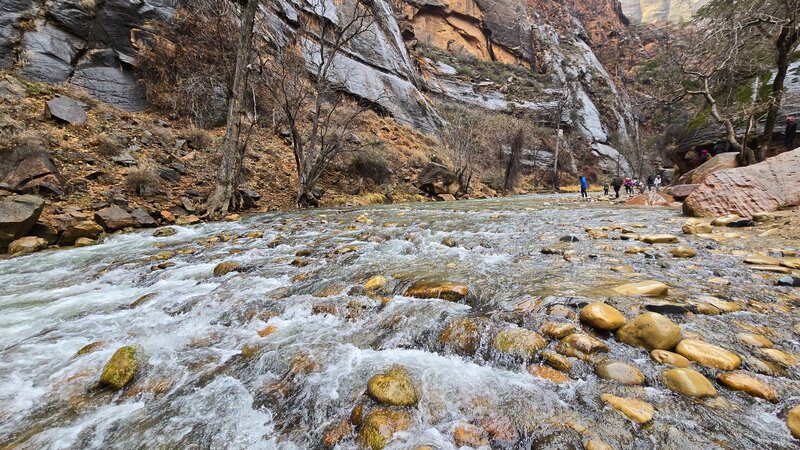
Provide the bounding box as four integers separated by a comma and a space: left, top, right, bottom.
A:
579, 175, 588, 199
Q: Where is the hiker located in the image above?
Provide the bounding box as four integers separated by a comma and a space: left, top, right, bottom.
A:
647, 175, 654, 191
624, 178, 632, 195
786, 116, 797, 150
612, 177, 622, 198
712, 142, 725, 156
603, 181, 609, 196
579, 175, 589, 199
654, 175, 662, 190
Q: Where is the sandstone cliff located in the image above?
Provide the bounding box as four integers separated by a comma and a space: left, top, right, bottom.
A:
620, 0, 707, 23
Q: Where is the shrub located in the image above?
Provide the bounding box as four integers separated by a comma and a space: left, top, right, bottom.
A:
184, 126, 213, 150
149, 126, 174, 147
93, 133, 123, 157
482, 168, 505, 192
125, 165, 161, 197
349, 148, 392, 184
2, 129, 54, 150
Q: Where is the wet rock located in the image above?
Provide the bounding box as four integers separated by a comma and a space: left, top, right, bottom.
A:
744, 254, 782, 266
642, 234, 678, 244
491, 327, 547, 359
726, 218, 754, 228
778, 276, 800, 287
689, 296, 741, 314
561, 333, 609, 354
788, 406, 800, 439
454, 423, 489, 447
527, 364, 570, 383
711, 214, 742, 226
153, 227, 177, 237
45, 95, 87, 125
440, 318, 486, 355
595, 361, 645, 385
684, 149, 800, 217
418, 162, 458, 196
541, 351, 572, 372
367, 365, 417, 407
359, 407, 410, 450
664, 184, 698, 201
322, 418, 352, 448
441, 236, 458, 247
244, 230, 264, 239
662, 368, 717, 398
560, 235, 580, 242
613, 280, 668, 297
94, 206, 137, 231
675, 339, 741, 370
405, 280, 468, 301
736, 333, 773, 348
75, 341, 103, 356
616, 312, 682, 351
650, 349, 690, 367
682, 218, 712, 235
213, 261, 241, 277
74, 237, 96, 247
579, 302, 626, 331
625, 192, 672, 206
364, 275, 387, 291
758, 348, 799, 366
717, 372, 777, 402
541, 321, 576, 339
99, 346, 137, 390
58, 219, 103, 246
600, 394, 654, 424
175, 215, 200, 226
669, 246, 697, 258
8, 236, 48, 255
644, 301, 691, 315
0, 194, 45, 252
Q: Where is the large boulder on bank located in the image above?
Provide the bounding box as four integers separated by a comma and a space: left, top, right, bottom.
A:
683, 149, 800, 217
417, 162, 459, 196
663, 184, 698, 201
676, 152, 739, 185
8, 236, 48, 255
0, 194, 45, 252
0, 146, 65, 197
94, 206, 137, 231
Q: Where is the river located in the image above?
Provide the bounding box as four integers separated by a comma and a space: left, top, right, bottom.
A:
1, 195, 799, 449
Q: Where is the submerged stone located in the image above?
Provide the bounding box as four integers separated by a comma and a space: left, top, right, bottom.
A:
440, 318, 486, 355
616, 312, 681, 351
579, 303, 626, 331
100, 346, 137, 390
405, 280, 468, 301
662, 368, 717, 398
360, 407, 410, 450
717, 371, 777, 402
675, 339, 741, 371
213, 261, 241, 277
491, 327, 547, 359
601, 394, 654, 424
650, 349, 690, 368
595, 361, 645, 385
613, 280, 668, 297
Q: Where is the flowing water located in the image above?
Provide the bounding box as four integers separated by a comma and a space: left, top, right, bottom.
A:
1, 196, 799, 449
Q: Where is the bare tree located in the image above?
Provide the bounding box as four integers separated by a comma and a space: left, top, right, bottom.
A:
205, 0, 259, 218
503, 128, 525, 192
261, 0, 378, 207
441, 105, 483, 196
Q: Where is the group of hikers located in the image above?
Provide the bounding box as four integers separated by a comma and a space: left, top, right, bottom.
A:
578, 174, 662, 199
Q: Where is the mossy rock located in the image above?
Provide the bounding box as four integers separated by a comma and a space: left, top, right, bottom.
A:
492, 327, 546, 359
100, 346, 137, 390
360, 407, 411, 450
367, 365, 418, 406
213, 261, 241, 277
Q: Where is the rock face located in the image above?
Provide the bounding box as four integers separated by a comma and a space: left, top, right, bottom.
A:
684, 149, 800, 217
0, 195, 45, 252
620, 0, 708, 23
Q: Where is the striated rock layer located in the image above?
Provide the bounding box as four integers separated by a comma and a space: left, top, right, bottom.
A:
683, 149, 800, 217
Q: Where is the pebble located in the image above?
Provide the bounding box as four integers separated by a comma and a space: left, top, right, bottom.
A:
717, 371, 778, 402
579, 303, 626, 331
595, 361, 645, 385
662, 368, 717, 398
675, 339, 741, 370
601, 394, 655, 424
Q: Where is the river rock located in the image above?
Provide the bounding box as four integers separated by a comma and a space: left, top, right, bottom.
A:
788, 406, 800, 439
662, 368, 717, 397
711, 214, 742, 226
417, 162, 459, 196
58, 219, 103, 245
616, 312, 682, 351
675, 339, 741, 370
364, 275, 387, 291
359, 407, 410, 450
99, 346, 137, 390
541, 350, 572, 372
491, 327, 546, 358
683, 149, 800, 217
642, 234, 678, 244
717, 371, 777, 402
405, 280, 468, 301
45, 95, 87, 125
759, 348, 799, 366
736, 333, 773, 348
527, 364, 571, 383
153, 227, 177, 237
94, 206, 137, 231
744, 254, 782, 266
560, 333, 609, 354
613, 280, 668, 297
579, 303, 626, 331
664, 184, 699, 201
625, 192, 672, 206
130, 208, 157, 228
595, 361, 645, 385
682, 218, 712, 235
440, 318, 486, 355
669, 246, 697, 258
453, 423, 489, 447
778, 276, 800, 287
650, 349, 690, 367
74, 237, 96, 247
600, 394, 654, 424
322, 418, 352, 448
541, 321, 576, 339
8, 236, 48, 255
367, 365, 417, 406
0, 194, 45, 252
213, 261, 241, 277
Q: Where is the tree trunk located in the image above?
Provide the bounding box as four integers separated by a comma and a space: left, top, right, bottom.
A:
205, 0, 258, 219
761, 26, 798, 161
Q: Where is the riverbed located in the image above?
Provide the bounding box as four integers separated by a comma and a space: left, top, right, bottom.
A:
1, 195, 799, 449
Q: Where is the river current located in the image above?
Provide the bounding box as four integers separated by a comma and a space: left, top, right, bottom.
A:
1, 196, 799, 449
